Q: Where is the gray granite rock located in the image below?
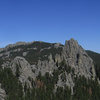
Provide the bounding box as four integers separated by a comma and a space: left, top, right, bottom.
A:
10, 56, 36, 88
63, 38, 96, 79
56, 38, 96, 94
36, 54, 57, 76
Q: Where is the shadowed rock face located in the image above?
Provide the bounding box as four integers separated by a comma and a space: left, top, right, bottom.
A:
0, 38, 96, 98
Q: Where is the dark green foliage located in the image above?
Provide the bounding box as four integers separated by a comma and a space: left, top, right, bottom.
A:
0, 67, 100, 100
55, 86, 71, 100
76, 53, 80, 63
37, 72, 56, 90
10, 51, 23, 60
16, 64, 20, 77
0, 68, 23, 100
86, 50, 100, 66
73, 76, 90, 100
86, 50, 100, 79
73, 76, 100, 100
6, 42, 63, 64
0, 58, 4, 66
59, 60, 72, 73
25, 47, 62, 64
24, 72, 72, 100
61, 73, 66, 82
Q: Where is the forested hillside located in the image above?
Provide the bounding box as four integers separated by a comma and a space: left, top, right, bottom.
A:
87, 50, 100, 79
0, 39, 100, 100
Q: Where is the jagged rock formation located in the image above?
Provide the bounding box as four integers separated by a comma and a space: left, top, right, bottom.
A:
36, 54, 57, 76
0, 38, 97, 98
63, 39, 96, 79
55, 39, 96, 94
10, 56, 36, 88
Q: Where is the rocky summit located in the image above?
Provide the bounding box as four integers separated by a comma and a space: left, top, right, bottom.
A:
0, 38, 99, 100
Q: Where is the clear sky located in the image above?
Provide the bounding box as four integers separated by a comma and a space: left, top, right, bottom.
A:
0, 0, 100, 53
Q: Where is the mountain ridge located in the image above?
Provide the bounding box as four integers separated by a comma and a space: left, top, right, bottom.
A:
1, 40, 100, 54
0, 38, 100, 100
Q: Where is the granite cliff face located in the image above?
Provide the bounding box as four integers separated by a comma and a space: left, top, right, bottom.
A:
10, 57, 36, 88
63, 39, 95, 79
0, 38, 96, 99
56, 39, 96, 94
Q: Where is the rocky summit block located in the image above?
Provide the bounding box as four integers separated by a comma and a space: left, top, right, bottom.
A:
63, 38, 96, 79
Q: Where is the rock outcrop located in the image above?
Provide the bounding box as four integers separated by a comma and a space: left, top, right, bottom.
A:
10, 57, 36, 88
36, 54, 57, 76
63, 38, 96, 79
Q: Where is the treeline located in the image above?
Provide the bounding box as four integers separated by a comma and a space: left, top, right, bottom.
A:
0, 68, 23, 100
24, 71, 100, 100
86, 50, 100, 79
0, 67, 100, 100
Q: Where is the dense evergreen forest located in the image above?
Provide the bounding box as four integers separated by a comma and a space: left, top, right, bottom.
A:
86, 50, 100, 79
0, 67, 100, 100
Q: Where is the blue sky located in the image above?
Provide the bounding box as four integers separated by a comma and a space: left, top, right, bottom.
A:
0, 0, 100, 53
